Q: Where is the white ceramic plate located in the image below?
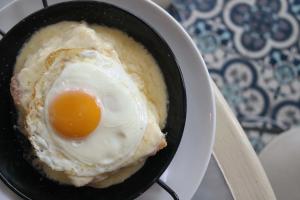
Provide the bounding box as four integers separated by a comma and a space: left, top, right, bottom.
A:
0, 0, 216, 199
259, 127, 300, 200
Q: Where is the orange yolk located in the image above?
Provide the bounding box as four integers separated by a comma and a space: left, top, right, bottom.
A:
48, 90, 101, 139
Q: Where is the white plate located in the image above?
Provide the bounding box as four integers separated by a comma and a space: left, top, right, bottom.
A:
259, 127, 300, 200
0, 0, 216, 199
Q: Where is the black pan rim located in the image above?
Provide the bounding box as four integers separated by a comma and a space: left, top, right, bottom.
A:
0, 1, 187, 200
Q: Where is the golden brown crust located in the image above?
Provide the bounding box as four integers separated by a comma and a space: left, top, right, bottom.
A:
45, 48, 85, 68
10, 75, 29, 135
159, 138, 167, 150
10, 75, 21, 106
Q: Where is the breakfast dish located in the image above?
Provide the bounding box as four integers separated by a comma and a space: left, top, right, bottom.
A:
10, 21, 168, 188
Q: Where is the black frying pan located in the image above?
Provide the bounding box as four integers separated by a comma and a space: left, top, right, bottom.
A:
0, 1, 186, 200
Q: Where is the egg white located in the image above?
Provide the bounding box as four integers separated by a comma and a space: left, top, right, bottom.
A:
26, 50, 148, 176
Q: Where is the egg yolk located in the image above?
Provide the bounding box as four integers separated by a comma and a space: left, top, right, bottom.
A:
48, 90, 101, 139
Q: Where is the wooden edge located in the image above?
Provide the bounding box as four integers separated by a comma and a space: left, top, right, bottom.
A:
212, 81, 276, 200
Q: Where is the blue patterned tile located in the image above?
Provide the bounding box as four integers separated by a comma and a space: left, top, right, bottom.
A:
260, 48, 300, 100
186, 18, 234, 68
290, 0, 300, 20
272, 100, 300, 129
171, 0, 225, 20
169, 0, 300, 152
211, 59, 269, 118
223, 0, 298, 59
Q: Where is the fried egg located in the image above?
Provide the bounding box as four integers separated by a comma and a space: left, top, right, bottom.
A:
26, 49, 148, 176
11, 22, 168, 188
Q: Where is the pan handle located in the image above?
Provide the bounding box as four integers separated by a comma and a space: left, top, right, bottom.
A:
0, 29, 5, 37
157, 179, 179, 200
42, 0, 48, 8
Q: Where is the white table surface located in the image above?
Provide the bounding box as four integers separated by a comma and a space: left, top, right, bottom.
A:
0, 0, 233, 199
